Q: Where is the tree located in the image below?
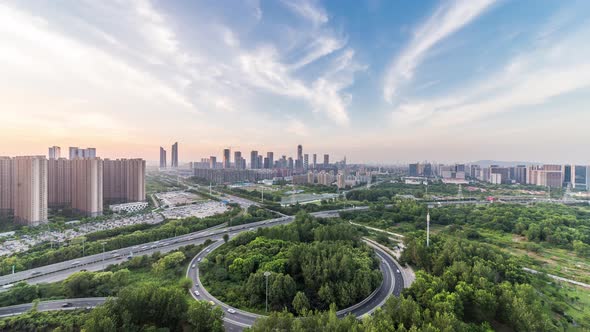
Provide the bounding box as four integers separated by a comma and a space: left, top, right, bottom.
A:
223, 233, 229, 243
152, 251, 186, 274
186, 300, 224, 332
292, 291, 309, 315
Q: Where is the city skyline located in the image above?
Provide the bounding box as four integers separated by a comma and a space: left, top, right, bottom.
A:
1, 1, 590, 164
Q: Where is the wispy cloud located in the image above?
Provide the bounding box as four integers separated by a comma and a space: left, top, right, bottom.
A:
383, 0, 496, 102
391, 23, 590, 128
281, 0, 328, 26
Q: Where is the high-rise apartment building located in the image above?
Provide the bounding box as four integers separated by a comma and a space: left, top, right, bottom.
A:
288, 157, 294, 170
159, 147, 167, 168
209, 156, 217, 169
223, 149, 231, 169
69, 147, 96, 159
171, 142, 178, 168
48, 158, 71, 208
528, 165, 563, 188
0, 157, 13, 216
48, 146, 61, 160
71, 158, 103, 217
514, 165, 527, 184
234, 151, 242, 169
296, 145, 303, 170
12, 156, 48, 225
103, 159, 146, 204
323, 154, 329, 167
312, 154, 317, 169
304, 154, 309, 171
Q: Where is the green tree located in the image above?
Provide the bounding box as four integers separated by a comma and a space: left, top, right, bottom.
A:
292, 291, 309, 315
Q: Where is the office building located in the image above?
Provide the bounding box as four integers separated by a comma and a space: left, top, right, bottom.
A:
564, 165, 573, 187
288, 157, 294, 170
0, 157, 13, 216
490, 166, 511, 184
171, 142, 178, 168
323, 154, 329, 167
159, 147, 167, 168
296, 145, 303, 170
266, 152, 274, 169
250, 151, 259, 169
234, 151, 242, 169
313, 154, 317, 169
48, 146, 61, 160
528, 165, 563, 188
514, 165, 527, 184
12, 156, 48, 225
223, 148, 231, 169
470, 165, 480, 179
409, 163, 419, 177
103, 159, 146, 204
304, 154, 309, 171
48, 158, 71, 208
209, 156, 217, 169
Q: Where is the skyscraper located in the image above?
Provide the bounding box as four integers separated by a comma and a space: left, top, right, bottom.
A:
573, 165, 590, 191
103, 159, 146, 204
48, 146, 61, 160
48, 158, 71, 208
68, 147, 96, 159
223, 148, 231, 169
69, 147, 79, 160
171, 142, 178, 168
209, 156, 217, 169
297, 145, 303, 170
12, 156, 48, 225
304, 154, 309, 171
266, 152, 274, 169
323, 154, 329, 167
159, 147, 167, 168
234, 151, 242, 169
0, 157, 13, 216
288, 157, 294, 170
71, 158, 103, 217
250, 151, 259, 169
313, 154, 317, 169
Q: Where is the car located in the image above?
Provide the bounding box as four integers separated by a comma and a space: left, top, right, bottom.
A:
30, 271, 41, 276
61, 302, 73, 308
227, 308, 236, 314
209, 301, 215, 305
197, 258, 202, 262
396, 269, 401, 274
191, 264, 196, 269
85, 306, 92, 310
249, 228, 254, 231
194, 290, 200, 296
195, 283, 199, 288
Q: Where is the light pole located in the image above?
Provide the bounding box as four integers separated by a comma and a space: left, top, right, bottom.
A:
426, 205, 432, 247
264, 271, 271, 312
82, 239, 85, 257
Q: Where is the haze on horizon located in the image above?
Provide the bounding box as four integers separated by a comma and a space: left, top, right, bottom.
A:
1, 0, 589, 165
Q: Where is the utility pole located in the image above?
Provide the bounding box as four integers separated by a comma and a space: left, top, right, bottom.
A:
261, 186, 264, 203
101, 242, 106, 268
12, 265, 15, 275
82, 239, 85, 257
264, 271, 271, 312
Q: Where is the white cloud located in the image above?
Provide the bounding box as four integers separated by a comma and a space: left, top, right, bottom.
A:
285, 117, 310, 137
391, 25, 590, 129
281, 0, 328, 26
383, 0, 495, 102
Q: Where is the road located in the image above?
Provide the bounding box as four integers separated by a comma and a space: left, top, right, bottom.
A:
0, 207, 368, 289
186, 228, 404, 331
0, 298, 106, 318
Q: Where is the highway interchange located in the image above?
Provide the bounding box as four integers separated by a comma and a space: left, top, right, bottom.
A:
0, 192, 405, 330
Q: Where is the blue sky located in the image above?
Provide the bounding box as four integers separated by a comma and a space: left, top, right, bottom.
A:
1, 0, 589, 164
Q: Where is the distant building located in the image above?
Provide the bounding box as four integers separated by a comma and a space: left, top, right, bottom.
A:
312, 154, 317, 169
109, 201, 148, 214
304, 154, 309, 171
323, 154, 329, 167
171, 142, 178, 168
209, 156, 217, 169
71, 158, 103, 217
288, 157, 294, 170
266, 152, 274, 169
48, 146, 61, 160
69, 147, 96, 159
223, 148, 231, 169
470, 165, 480, 179
0, 157, 13, 216
250, 151, 259, 169
296, 145, 303, 170
564, 165, 572, 187
573, 165, 590, 191
159, 147, 167, 168
103, 159, 146, 204
490, 166, 511, 184
528, 165, 563, 188
514, 165, 527, 184
12, 156, 48, 225
234, 151, 242, 169
48, 158, 71, 208
336, 173, 345, 189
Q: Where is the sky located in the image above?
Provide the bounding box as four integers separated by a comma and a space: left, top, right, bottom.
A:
1, 0, 590, 164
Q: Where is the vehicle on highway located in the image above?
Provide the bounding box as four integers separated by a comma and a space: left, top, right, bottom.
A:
30, 271, 41, 276
195, 283, 199, 288
227, 308, 236, 314
1, 284, 14, 290
197, 258, 202, 262
71, 261, 80, 266
85, 306, 92, 310
191, 264, 196, 269
248, 228, 254, 231
206, 249, 211, 253
61, 302, 72, 308
396, 269, 401, 273
209, 301, 215, 305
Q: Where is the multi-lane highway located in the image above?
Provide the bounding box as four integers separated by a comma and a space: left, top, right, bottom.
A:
186, 230, 404, 331
0, 298, 106, 318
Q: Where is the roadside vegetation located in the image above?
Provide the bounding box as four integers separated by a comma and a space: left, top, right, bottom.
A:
200, 212, 382, 314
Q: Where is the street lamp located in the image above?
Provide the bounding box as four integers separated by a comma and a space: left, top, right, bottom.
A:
264, 271, 271, 312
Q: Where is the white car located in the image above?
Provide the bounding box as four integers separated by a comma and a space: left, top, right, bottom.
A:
396, 269, 401, 274
195, 290, 200, 296
197, 258, 202, 262
227, 308, 236, 314
191, 264, 196, 269
206, 249, 211, 253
